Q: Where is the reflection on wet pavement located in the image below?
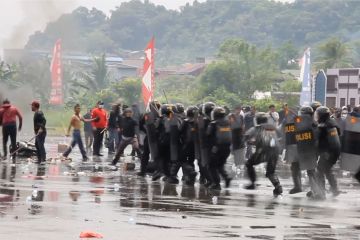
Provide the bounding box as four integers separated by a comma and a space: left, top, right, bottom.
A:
0, 142, 359, 239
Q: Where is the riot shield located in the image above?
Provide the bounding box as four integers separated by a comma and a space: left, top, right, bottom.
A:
341, 115, 360, 172
144, 112, 158, 162
295, 115, 317, 170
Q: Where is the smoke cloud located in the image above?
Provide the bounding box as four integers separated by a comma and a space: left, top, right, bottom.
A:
2, 0, 74, 49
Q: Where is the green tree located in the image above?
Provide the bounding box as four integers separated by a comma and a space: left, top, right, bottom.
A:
197, 39, 282, 107
0, 62, 18, 88
112, 77, 142, 105
72, 54, 110, 93
316, 38, 352, 70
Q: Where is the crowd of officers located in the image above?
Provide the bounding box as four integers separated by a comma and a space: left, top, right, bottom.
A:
1, 97, 360, 199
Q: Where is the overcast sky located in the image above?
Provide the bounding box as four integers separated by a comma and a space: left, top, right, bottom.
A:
0, 0, 204, 50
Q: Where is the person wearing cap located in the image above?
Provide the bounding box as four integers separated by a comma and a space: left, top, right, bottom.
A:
31, 100, 47, 164
110, 108, 141, 168
91, 101, 108, 157
0, 99, 23, 160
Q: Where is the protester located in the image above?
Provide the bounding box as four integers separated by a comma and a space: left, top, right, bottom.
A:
63, 104, 94, 161
111, 108, 141, 168
267, 104, 279, 127
0, 99, 22, 161
31, 101, 47, 164
83, 108, 94, 152
107, 104, 121, 154
91, 101, 108, 157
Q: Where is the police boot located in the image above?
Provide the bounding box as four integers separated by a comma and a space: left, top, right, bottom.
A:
289, 162, 302, 194
268, 174, 283, 197
245, 162, 256, 189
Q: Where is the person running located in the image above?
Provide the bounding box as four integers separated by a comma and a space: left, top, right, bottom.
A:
111, 108, 141, 168
31, 101, 47, 164
0, 99, 22, 161
63, 104, 94, 161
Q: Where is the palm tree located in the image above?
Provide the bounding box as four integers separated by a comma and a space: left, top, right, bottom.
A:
316, 38, 352, 69
0, 62, 17, 88
71, 54, 110, 93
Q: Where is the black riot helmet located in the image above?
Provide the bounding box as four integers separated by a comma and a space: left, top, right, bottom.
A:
310, 101, 322, 112
149, 100, 161, 114
202, 102, 216, 118
161, 104, 175, 117
186, 106, 198, 119
175, 103, 185, 114
255, 112, 268, 125
211, 107, 226, 121
300, 106, 313, 116
316, 106, 331, 123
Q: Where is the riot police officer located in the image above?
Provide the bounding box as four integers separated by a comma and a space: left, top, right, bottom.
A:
143, 101, 162, 181
244, 112, 283, 197
198, 102, 216, 187
155, 104, 175, 181
229, 106, 246, 169
206, 107, 232, 190
316, 106, 341, 198
294, 106, 322, 199
178, 106, 199, 185
281, 107, 300, 194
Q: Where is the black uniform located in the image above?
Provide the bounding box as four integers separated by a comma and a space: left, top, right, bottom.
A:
207, 117, 232, 190
245, 117, 283, 196
317, 117, 341, 197
33, 110, 47, 163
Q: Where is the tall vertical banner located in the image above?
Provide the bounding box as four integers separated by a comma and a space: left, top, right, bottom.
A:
49, 39, 63, 105
299, 48, 311, 106
142, 37, 155, 108
314, 69, 327, 105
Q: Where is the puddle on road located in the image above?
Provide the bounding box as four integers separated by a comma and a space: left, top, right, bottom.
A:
0, 142, 358, 239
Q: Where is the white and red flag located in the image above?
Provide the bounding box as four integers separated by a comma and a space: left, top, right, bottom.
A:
142, 37, 155, 108
49, 39, 63, 105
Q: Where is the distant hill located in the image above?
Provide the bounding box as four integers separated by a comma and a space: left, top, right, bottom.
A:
25, 0, 360, 65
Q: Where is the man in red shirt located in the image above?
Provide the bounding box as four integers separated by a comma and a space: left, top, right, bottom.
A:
0, 99, 22, 160
91, 101, 108, 156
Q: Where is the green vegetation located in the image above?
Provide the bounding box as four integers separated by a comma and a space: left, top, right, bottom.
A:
25, 0, 360, 65
2, 0, 359, 121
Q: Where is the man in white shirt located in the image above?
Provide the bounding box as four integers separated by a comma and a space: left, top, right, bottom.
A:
268, 104, 279, 127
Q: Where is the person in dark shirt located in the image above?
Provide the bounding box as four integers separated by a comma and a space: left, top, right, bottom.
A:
31, 100, 46, 164
83, 109, 93, 152
107, 104, 121, 154
111, 108, 141, 167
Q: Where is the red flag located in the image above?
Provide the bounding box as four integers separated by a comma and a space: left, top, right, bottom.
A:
142, 37, 155, 107
49, 39, 63, 105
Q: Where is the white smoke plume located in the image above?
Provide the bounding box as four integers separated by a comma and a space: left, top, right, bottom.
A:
2, 0, 75, 49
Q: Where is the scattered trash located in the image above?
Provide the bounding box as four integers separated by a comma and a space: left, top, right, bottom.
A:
25, 196, 32, 204
77, 172, 86, 176
79, 231, 103, 238
114, 184, 120, 192
32, 190, 38, 198
212, 196, 218, 205
299, 208, 304, 212
181, 216, 187, 219
128, 217, 136, 225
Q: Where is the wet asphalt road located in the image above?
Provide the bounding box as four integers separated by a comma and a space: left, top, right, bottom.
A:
0, 138, 360, 240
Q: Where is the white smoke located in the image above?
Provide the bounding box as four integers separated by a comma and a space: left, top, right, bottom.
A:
2, 0, 75, 49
